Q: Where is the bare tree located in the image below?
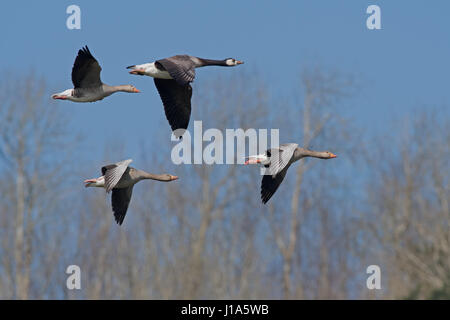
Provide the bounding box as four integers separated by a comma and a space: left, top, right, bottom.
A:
362, 110, 450, 299
0, 74, 77, 299
3, 69, 445, 301
264, 66, 361, 299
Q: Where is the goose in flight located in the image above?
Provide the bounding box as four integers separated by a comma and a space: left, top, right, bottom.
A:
84, 159, 178, 225
245, 144, 337, 204
127, 55, 243, 138
52, 46, 140, 102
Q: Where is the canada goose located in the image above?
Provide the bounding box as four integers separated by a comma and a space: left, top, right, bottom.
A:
84, 159, 178, 225
245, 144, 337, 204
127, 55, 243, 138
52, 46, 140, 102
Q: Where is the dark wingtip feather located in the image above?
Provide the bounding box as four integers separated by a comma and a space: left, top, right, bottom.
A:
126, 65, 135, 69
261, 192, 270, 204
77, 45, 94, 59
260, 169, 288, 205
115, 215, 124, 226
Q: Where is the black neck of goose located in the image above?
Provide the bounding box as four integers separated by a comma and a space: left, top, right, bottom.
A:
197, 58, 228, 67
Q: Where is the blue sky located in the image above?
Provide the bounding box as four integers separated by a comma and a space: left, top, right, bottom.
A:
1, 0, 449, 162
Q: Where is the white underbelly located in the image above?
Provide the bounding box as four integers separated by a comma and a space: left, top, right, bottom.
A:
144, 62, 173, 79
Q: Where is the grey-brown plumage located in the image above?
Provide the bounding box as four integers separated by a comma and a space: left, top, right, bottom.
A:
246, 144, 337, 204
156, 55, 197, 86
84, 159, 178, 225
127, 55, 243, 138
52, 46, 140, 102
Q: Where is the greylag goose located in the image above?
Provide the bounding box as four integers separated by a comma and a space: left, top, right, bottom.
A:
84, 159, 178, 225
127, 55, 243, 138
245, 144, 337, 204
52, 46, 140, 102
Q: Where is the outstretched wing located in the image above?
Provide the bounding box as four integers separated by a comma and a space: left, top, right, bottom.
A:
153, 78, 192, 138
71, 46, 102, 88
101, 159, 133, 193
111, 186, 133, 225
267, 143, 298, 176
155, 55, 196, 86
261, 166, 289, 204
